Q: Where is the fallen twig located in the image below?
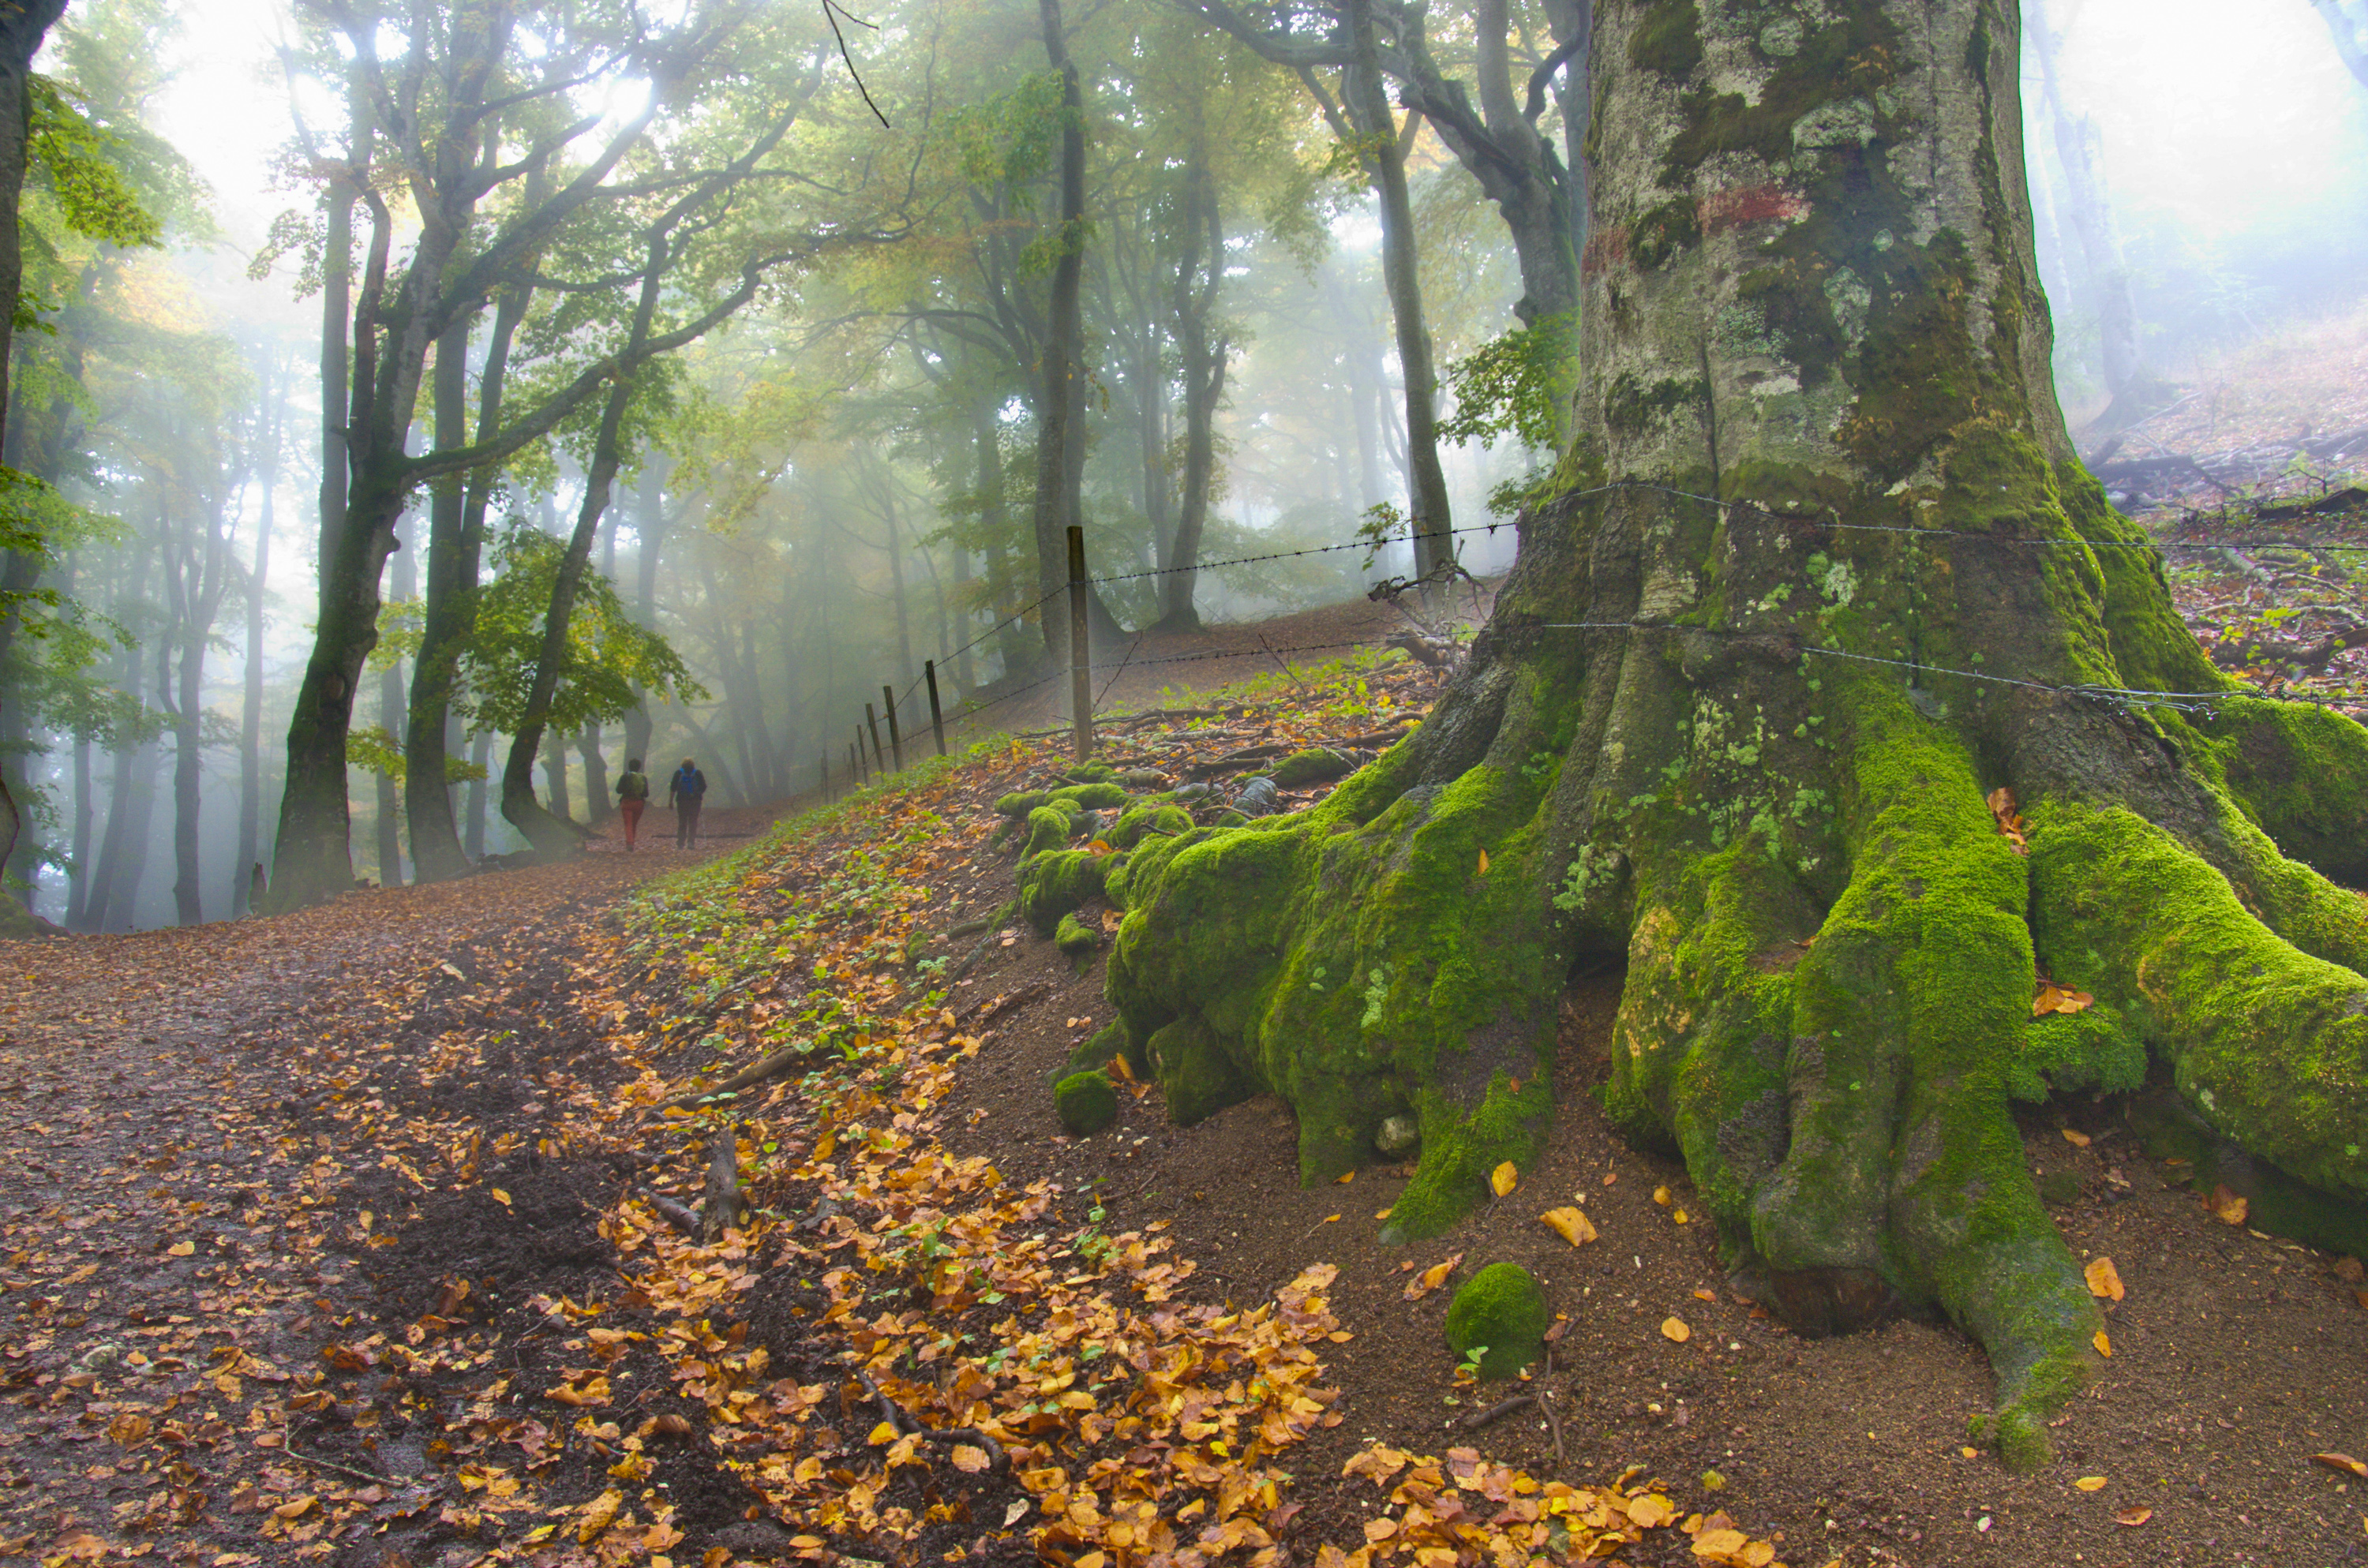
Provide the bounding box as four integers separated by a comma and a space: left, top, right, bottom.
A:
664, 1046, 806, 1110
639, 1187, 703, 1237
957, 980, 1048, 1030
283, 1431, 401, 1488
1462, 1394, 1538, 1429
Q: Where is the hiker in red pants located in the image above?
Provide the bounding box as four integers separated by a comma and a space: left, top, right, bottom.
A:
615, 758, 650, 850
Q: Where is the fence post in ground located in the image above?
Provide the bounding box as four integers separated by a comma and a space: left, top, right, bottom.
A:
924, 660, 947, 758
864, 702, 886, 774
1066, 524, 1092, 762
882, 685, 905, 772
852, 733, 866, 786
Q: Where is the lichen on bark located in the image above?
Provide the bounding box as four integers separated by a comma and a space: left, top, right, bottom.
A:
1099, 0, 2368, 1469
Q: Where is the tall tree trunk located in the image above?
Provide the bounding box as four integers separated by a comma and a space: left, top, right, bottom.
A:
543, 729, 572, 821
950, 544, 979, 691
95, 739, 157, 932
1323, 11, 1456, 578
464, 728, 492, 861
622, 464, 669, 772
1157, 144, 1227, 632
66, 731, 91, 927
236, 364, 277, 914
1104, 0, 2368, 1473
266, 78, 379, 911
409, 282, 527, 881
374, 539, 412, 885
1032, 0, 1092, 671
2025, 0, 2144, 422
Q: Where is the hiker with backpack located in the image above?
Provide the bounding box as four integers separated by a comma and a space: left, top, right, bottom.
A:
615, 758, 651, 850
669, 758, 708, 849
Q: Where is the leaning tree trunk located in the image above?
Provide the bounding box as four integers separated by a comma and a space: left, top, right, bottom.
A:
1102, 0, 2368, 1472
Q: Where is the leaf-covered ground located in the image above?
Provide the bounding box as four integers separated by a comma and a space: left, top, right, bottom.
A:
5, 646, 2366, 1568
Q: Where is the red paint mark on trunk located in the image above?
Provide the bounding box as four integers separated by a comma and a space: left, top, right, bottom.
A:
1699, 183, 1810, 234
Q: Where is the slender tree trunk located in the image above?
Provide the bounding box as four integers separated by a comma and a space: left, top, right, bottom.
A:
464, 728, 492, 860
2025, 0, 2143, 420
1032, 0, 1092, 670
1349, 14, 1453, 577
622, 464, 669, 771
374, 540, 412, 885
544, 729, 572, 821
236, 366, 276, 914
950, 545, 979, 691
1158, 145, 1227, 631
66, 732, 90, 928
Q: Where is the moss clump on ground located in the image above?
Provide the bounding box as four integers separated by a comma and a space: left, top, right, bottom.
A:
1105, 802, 1193, 849
1018, 848, 1109, 934
995, 788, 1052, 818
1055, 911, 1102, 966
1019, 804, 1081, 863
1444, 1263, 1549, 1379
1050, 781, 1130, 811
1064, 761, 1116, 784
2010, 1005, 2145, 1102
1270, 748, 1355, 788
1054, 1070, 1118, 1135
1145, 1012, 1257, 1125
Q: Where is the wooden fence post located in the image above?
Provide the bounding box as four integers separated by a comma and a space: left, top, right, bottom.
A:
864, 702, 886, 773
882, 685, 905, 772
925, 660, 947, 758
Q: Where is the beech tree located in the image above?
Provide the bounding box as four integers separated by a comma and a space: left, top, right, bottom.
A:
1100, 0, 2368, 1468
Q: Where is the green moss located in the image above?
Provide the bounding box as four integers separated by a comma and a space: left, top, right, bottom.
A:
2035, 1169, 2082, 1207
995, 789, 1052, 818
1444, 1263, 1549, 1379
1018, 848, 1109, 934
1604, 372, 1708, 436
1020, 803, 1081, 863
1147, 1012, 1258, 1125
2027, 798, 2368, 1202
2198, 695, 2368, 889
1105, 802, 1195, 850
2010, 1005, 2145, 1102
1270, 749, 1355, 788
1063, 761, 1116, 784
1054, 1070, 1118, 1136
1627, 0, 1701, 80
1049, 781, 1130, 811
1055, 911, 1102, 962
1631, 197, 1700, 271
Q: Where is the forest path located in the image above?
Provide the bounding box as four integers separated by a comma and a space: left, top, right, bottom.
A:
0, 831, 781, 1563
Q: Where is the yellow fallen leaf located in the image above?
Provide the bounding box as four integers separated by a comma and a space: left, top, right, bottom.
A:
272, 1496, 317, 1520
1661, 1317, 1692, 1343
492, 1188, 512, 1207
2209, 1185, 2249, 1225
1653, 1185, 1673, 1206
1693, 1288, 1716, 1301
1489, 1162, 1518, 1198
1539, 1207, 1598, 1246
1625, 1492, 1674, 1528
1088, 838, 1115, 855
1319, 1214, 1341, 1225
1403, 1252, 1463, 1300
1374, 1207, 1392, 1219
2115, 1505, 2153, 1526
2093, 1330, 2112, 1357
2085, 1256, 2124, 1301
1961, 1446, 1979, 1458
166, 1240, 195, 1257
950, 1444, 991, 1474
1673, 1208, 1690, 1225
2062, 1128, 2092, 1147
577, 1488, 623, 1544
2074, 1475, 2108, 1491
867, 1420, 900, 1445
2315, 1452, 2368, 1480
1692, 1529, 1748, 1559
1336, 1169, 1355, 1184
1477, 848, 1489, 874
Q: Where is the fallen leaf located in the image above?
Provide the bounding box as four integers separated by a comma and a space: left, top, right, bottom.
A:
950, 1444, 991, 1474
1673, 1208, 1690, 1225
272, 1496, 317, 1519
1087, 838, 1115, 855
1336, 1169, 1354, 1184
1002, 1501, 1030, 1527
166, 1239, 195, 1258
577, 1488, 623, 1544
2062, 1128, 2092, 1147
1477, 848, 1489, 874
1626, 1492, 1675, 1528
1693, 1287, 1716, 1301
2074, 1476, 2108, 1491
1692, 1529, 1749, 1559
1653, 1185, 1673, 1206
2085, 1256, 2125, 1301
1403, 1252, 1464, 1300
2316, 1452, 2368, 1480
2093, 1330, 2112, 1357
2115, 1506, 2153, 1527
1539, 1207, 1598, 1246
1661, 1317, 1692, 1343
867, 1420, 900, 1445
1489, 1162, 1518, 1198
492, 1188, 512, 1207
2209, 1184, 2249, 1225
1318, 1213, 1340, 1225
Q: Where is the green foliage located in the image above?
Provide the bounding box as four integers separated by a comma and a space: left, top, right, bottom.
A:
347, 724, 487, 786
1441, 314, 1575, 457
459, 525, 706, 737
26, 77, 164, 256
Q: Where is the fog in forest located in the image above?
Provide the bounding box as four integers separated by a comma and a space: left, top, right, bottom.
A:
6, 0, 2363, 929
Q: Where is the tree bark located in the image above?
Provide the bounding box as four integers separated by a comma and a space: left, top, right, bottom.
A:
1156, 142, 1227, 632
374, 538, 412, 885
236, 359, 279, 915
1103, 0, 2368, 1472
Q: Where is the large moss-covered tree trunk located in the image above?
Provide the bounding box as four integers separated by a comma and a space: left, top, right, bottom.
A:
1104, 0, 2368, 1469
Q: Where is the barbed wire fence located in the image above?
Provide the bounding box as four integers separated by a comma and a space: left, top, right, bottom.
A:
813, 481, 2368, 803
